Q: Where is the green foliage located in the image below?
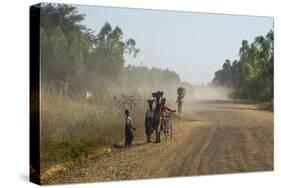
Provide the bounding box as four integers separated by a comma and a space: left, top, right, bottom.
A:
212, 30, 274, 101
59, 139, 109, 160
40, 4, 92, 82
40, 4, 140, 92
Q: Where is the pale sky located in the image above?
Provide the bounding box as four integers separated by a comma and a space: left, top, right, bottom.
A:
75, 5, 273, 85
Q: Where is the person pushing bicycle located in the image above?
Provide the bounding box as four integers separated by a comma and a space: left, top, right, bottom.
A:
159, 98, 176, 141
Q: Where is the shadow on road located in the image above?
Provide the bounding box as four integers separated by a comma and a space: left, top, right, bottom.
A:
112, 142, 147, 149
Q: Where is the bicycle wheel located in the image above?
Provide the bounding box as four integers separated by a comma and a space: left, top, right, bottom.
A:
170, 121, 173, 140
164, 124, 168, 142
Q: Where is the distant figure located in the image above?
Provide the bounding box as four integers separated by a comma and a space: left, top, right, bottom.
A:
145, 99, 154, 143
176, 87, 186, 113
124, 110, 136, 147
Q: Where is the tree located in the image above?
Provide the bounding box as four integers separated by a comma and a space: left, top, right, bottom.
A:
83, 22, 140, 92
40, 4, 140, 94
211, 30, 274, 101
40, 4, 93, 83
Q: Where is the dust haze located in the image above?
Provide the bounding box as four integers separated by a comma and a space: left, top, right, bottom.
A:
188, 86, 231, 101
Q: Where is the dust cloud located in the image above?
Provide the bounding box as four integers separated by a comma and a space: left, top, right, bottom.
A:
187, 85, 231, 102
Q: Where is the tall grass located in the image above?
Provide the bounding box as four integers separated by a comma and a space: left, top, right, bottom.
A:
40, 84, 147, 170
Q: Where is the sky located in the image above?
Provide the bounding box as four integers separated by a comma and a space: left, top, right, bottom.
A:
75, 5, 273, 85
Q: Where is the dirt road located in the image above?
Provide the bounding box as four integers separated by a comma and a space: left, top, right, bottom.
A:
45, 100, 273, 184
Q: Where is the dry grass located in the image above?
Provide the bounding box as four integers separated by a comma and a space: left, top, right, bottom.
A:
40, 86, 147, 170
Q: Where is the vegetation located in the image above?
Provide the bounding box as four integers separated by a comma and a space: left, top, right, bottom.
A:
212, 30, 274, 102
38, 3, 273, 170
38, 3, 186, 169
39, 3, 188, 95
40, 85, 147, 169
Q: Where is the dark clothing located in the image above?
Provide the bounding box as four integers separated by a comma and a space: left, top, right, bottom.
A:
153, 102, 161, 143
156, 131, 161, 143
145, 116, 153, 143
125, 127, 134, 146
145, 117, 153, 134
124, 116, 135, 147
153, 103, 161, 129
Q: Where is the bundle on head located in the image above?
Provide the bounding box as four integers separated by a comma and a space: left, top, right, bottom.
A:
152, 91, 164, 98
177, 87, 186, 96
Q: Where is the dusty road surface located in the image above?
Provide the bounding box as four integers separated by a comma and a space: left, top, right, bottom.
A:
45, 100, 273, 184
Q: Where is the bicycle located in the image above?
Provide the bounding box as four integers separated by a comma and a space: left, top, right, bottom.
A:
163, 111, 175, 141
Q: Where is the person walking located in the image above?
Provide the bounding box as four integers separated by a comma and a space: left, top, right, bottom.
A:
159, 98, 176, 135
145, 99, 154, 143
153, 95, 162, 143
